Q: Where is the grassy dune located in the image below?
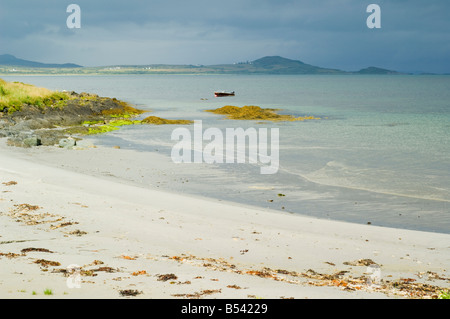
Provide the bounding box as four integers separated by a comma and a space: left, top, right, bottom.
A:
0, 78, 68, 112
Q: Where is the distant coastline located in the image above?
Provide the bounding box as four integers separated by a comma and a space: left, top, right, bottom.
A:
0, 54, 423, 76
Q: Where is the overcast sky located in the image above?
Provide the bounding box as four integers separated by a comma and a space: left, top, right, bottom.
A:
1, 0, 449, 73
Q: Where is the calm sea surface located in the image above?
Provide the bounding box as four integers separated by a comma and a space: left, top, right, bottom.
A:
4, 74, 450, 233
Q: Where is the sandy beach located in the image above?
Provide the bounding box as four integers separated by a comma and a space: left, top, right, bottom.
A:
0, 139, 449, 299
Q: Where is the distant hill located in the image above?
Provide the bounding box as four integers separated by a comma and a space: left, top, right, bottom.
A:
0, 54, 403, 75
207, 56, 345, 74
250, 56, 343, 74
0, 54, 82, 68
193, 56, 402, 75
356, 66, 403, 75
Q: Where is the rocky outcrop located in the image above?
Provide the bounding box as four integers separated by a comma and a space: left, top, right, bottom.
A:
0, 92, 146, 148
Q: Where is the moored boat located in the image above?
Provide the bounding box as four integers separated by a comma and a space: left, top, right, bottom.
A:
214, 91, 235, 97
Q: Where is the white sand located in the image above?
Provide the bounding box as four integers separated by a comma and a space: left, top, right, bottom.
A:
0, 139, 449, 299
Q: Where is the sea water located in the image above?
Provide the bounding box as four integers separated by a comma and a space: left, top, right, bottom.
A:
4, 74, 450, 233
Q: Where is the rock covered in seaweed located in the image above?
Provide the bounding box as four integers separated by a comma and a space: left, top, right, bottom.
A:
205, 105, 320, 122
0, 90, 148, 147
141, 116, 193, 125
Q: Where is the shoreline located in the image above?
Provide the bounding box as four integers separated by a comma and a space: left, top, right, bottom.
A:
1, 139, 449, 299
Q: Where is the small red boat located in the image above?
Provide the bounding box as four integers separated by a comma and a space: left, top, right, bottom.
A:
214, 91, 235, 97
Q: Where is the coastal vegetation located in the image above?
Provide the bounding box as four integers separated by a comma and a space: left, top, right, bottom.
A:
0, 78, 194, 147
0, 79, 68, 113
0, 78, 319, 149
0, 78, 145, 118
206, 105, 320, 122
67, 117, 194, 136
141, 116, 193, 125
439, 290, 450, 299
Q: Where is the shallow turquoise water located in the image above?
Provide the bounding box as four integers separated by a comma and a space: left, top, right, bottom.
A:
4, 74, 450, 233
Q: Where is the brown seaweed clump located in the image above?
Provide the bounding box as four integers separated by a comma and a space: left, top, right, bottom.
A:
205, 105, 320, 122
141, 116, 193, 125
100, 101, 147, 118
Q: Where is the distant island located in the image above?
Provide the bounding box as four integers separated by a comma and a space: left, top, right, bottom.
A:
0, 54, 406, 75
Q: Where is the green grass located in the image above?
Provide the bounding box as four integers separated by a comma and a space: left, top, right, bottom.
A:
43, 288, 53, 295
439, 290, 450, 299
0, 78, 69, 112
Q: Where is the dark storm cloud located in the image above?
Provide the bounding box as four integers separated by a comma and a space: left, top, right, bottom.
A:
0, 0, 449, 72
